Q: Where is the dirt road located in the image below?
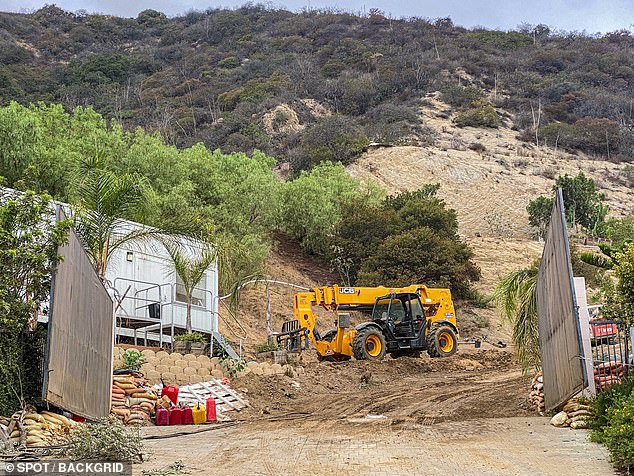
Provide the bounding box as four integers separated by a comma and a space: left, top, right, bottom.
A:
139, 417, 612, 475
137, 351, 614, 475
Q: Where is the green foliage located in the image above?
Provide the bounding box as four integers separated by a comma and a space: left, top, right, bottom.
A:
164, 240, 217, 333
173, 331, 206, 343
589, 379, 634, 472
526, 195, 553, 239
467, 31, 533, 49
492, 262, 540, 372
293, 115, 369, 172
0, 191, 68, 415
255, 341, 280, 353
441, 86, 483, 109
555, 172, 607, 232
280, 162, 382, 256
218, 56, 240, 68
330, 185, 480, 298
65, 418, 144, 462
608, 243, 634, 325
122, 350, 145, 370
527, 172, 608, 237
454, 104, 500, 128
219, 355, 246, 378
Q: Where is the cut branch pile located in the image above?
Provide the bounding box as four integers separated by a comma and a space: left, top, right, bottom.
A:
0, 410, 76, 448
111, 372, 158, 425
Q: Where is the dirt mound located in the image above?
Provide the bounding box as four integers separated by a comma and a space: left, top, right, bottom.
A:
236, 350, 531, 425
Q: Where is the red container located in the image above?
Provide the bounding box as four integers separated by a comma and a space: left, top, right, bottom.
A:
169, 407, 183, 426
206, 397, 217, 422
161, 385, 179, 405
155, 407, 170, 426
182, 407, 194, 425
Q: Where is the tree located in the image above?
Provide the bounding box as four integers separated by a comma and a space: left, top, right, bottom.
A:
0, 190, 70, 414
555, 172, 606, 232
164, 240, 217, 333
493, 262, 540, 372
527, 195, 553, 240
71, 159, 157, 282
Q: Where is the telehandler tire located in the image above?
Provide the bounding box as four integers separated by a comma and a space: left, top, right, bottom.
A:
426, 324, 458, 358
352, 327, 387, 360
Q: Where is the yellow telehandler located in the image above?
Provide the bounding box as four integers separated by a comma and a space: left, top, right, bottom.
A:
276, 284, 458, 361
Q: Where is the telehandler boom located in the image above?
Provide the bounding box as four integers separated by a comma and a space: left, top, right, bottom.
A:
277, 284, 458, 361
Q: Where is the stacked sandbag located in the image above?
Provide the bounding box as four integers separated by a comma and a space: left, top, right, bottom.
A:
594, 361, 624, 390
549, 400, 591, 429
0, 411, 75, 448
111, 373, 158, 425
528, 371, 545, 414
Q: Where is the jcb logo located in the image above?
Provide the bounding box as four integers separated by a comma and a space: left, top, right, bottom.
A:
339, 287, 355, 294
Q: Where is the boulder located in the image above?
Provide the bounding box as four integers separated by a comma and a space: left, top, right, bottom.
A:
187, 360, 201, 369
175, 359, 189, 368
139, 363, 155, 374
247, 361, 260, 369
271, 363, 284, 375
169, 366, 181, 375
197, 355, 211, 364
171, 353, 183, 360
156, 351, 169, 359
141, 349, 156, 358
197, 367, 212, 376
183, 367, 197, 375
184, 353, 197, 361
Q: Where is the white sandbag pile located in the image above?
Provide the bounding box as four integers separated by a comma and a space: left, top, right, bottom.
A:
549, 400, 591, 429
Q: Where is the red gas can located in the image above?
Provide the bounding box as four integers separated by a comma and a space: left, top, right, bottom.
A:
181, 406, 194, 425
206, 397, 217, 422
169, 407, 183, 425
155, 407, 170, 426
161, 385, 179, 405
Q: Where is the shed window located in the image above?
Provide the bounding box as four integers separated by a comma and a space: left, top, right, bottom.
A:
175, 274, 207, 307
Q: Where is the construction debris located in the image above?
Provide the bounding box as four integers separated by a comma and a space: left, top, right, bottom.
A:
0, 410, 76, 448
173, 379, 249, 421
111, 371, 159, 425
549, 400, 591, 429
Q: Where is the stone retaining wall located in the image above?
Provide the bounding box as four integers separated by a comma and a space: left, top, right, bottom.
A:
114, 347, 304, 385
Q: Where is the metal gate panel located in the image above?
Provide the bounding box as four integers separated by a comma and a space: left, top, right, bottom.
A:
43, 208, 114, 419
536, 189, 587, 411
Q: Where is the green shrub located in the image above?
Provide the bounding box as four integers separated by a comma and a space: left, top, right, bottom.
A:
122, 350, 145, 370
174, 331, 206, 343
255, 341, 280, 353
218, 56, 240, 68
590, 379, 634, 472
441, 85, 483, 108
454, 104, 500, 128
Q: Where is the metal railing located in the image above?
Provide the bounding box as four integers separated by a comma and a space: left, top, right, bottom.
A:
590, 320, 631, 391
215, 300, 248, 358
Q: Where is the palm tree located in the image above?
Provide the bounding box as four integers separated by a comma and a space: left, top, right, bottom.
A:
493, 261, 540, 373
71, 160, 158, 282
164, 241, 217, 333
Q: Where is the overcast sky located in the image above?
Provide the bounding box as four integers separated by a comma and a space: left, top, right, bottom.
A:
2, 0, 633, 33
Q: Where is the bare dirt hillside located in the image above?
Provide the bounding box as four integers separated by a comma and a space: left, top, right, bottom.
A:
348, 93, 633, 238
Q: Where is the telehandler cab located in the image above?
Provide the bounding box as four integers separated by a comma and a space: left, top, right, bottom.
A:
277, 284, 458, 361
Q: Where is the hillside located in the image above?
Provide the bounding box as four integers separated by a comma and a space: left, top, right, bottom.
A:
2, 5, 634, 171
349, 94, 633, 238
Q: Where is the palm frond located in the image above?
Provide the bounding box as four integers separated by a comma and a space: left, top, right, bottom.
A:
493, 263, 540, 373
